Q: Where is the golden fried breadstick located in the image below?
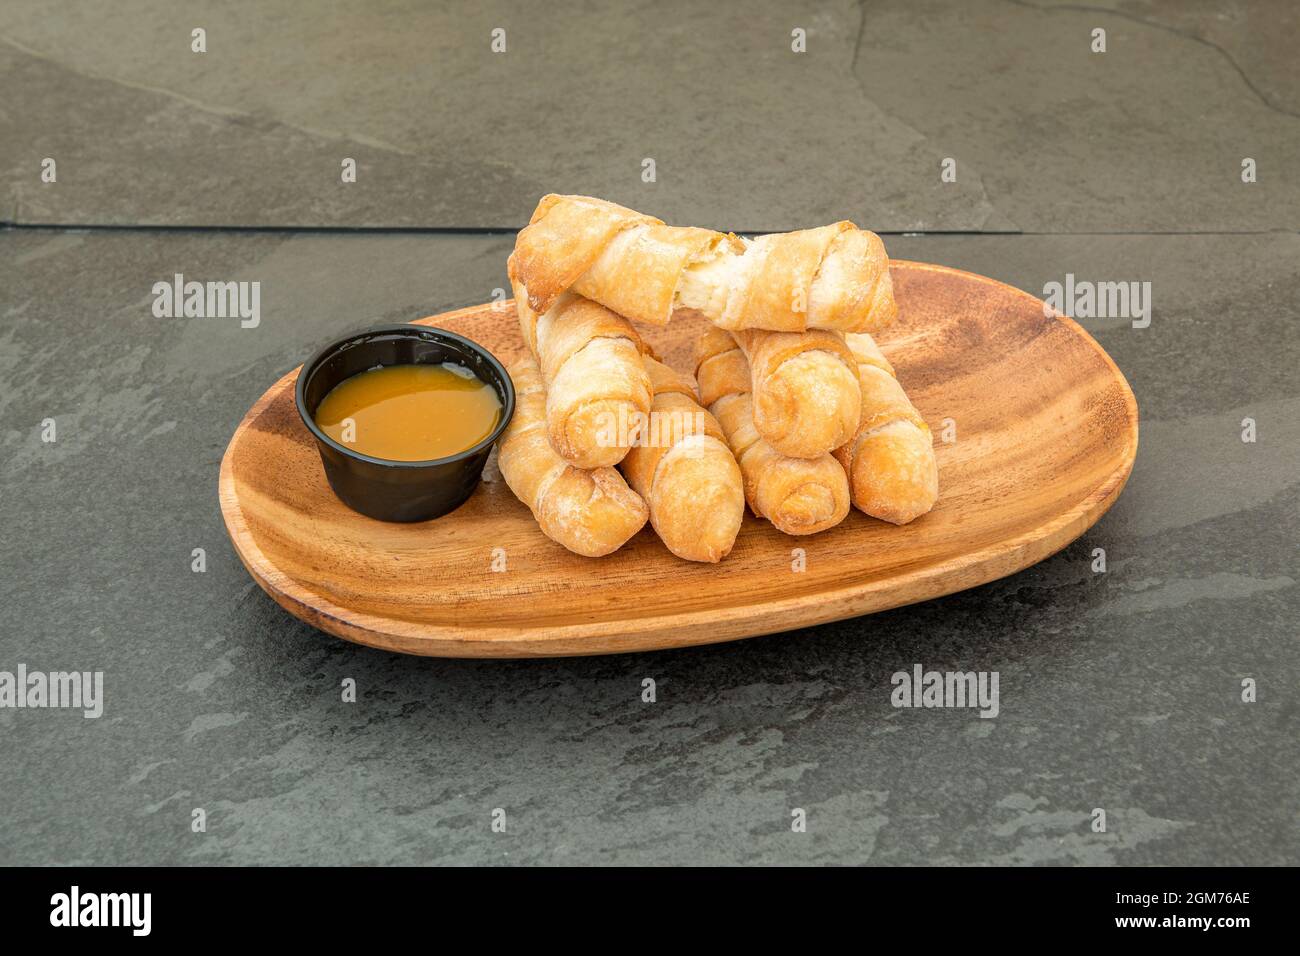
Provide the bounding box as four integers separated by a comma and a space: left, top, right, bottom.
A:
693, 327, 849, 535
833, 333, 938, 525
496, 356, 648, 556
619, 356, 744, 563
510, 272, 652, 469
731, 328, 861, 459
512, 194, 897, 333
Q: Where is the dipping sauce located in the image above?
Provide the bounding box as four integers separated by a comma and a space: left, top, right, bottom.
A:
314, 363, 502, 461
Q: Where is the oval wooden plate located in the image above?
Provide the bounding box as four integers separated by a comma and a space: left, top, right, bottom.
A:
219, 261, 1138, 658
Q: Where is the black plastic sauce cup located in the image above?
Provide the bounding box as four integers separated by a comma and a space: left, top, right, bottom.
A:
295, 324, 515, 522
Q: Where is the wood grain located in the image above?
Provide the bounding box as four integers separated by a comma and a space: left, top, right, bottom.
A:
218, 261, 1139, 657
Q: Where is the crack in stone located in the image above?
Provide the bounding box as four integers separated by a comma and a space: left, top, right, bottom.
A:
1003, 0, 1300, 121
0, 33, 421, 156
849, 0, 1016, 231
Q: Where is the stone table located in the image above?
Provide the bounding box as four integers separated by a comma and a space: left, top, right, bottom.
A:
1, 1, 1296, 866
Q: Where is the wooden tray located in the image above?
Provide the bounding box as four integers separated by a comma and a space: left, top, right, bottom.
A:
219, 261, 1138, 657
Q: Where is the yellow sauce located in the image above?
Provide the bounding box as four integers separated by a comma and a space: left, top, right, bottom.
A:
315, 363, 501, 461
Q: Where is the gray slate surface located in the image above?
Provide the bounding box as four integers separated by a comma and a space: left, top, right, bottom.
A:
2, 228, 1296, 865
3, 0, 1299, 230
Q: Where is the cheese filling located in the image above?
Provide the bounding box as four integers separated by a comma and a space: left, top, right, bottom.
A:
675, 244, 744, 320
